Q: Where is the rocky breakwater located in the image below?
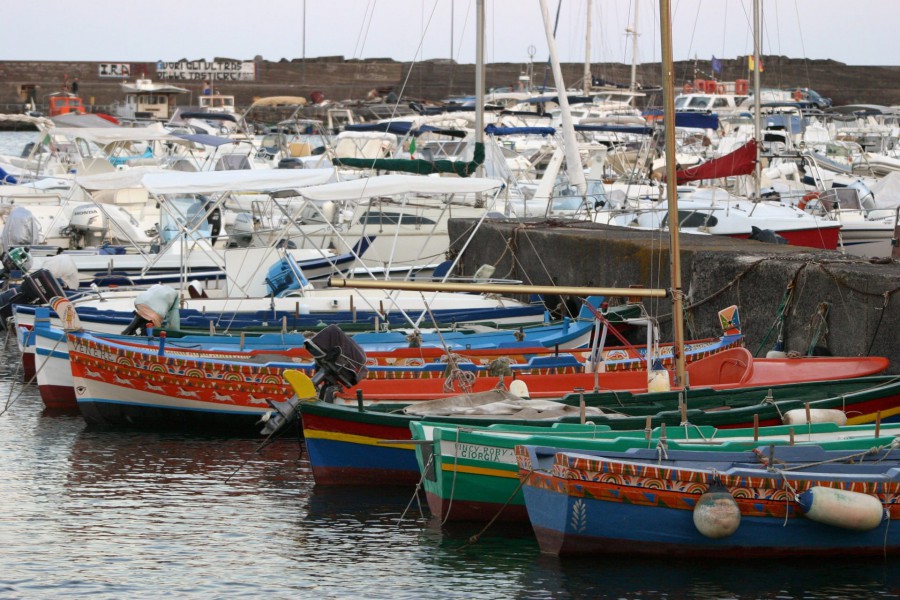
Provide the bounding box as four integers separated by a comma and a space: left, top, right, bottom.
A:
447, 218, 900, 373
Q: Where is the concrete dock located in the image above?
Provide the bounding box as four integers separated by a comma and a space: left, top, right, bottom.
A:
448, 219, 900, 374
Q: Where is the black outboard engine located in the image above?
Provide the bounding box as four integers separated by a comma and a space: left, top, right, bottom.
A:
303, 324, 369, 401
258, 324, 368, 437
0, 268, 67, 325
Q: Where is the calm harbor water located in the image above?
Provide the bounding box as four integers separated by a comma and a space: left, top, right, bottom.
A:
2, 343, 900, 597
2, 130, 900, 598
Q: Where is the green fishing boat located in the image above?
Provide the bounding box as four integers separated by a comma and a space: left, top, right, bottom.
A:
411, 418, 900, 524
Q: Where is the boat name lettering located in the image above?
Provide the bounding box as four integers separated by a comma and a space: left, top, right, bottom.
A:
456, 443, 514, 464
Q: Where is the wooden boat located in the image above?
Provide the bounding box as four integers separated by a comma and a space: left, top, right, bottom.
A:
62, 313, 745, 429
518, 443, 900, 557
294, 368, 899, 486
32, 296, 640, 408
411, 419, 900, 523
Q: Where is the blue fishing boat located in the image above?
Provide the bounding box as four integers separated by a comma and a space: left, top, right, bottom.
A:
518, 443, 900, 557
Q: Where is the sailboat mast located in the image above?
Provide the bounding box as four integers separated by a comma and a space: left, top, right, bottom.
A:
475, 0, 485, 156
658, 0, 687, 386
583, 0, 592, 96
538, 0, 587, 195
752, 0, 762, 200
630, 0, 640, 91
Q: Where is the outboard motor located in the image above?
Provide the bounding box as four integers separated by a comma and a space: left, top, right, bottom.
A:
303, 324, 369, 400
227, 212, 255, 248
63, 204, 108, 248
258, 324, 368, 437
0, 268, 67, 325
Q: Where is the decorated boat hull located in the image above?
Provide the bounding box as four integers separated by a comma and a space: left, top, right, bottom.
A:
518, 444, 900, 557
412, 419, 900, 523
303, 373, 900, 486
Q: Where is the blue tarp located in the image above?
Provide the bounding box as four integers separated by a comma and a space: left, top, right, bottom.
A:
0, 167, 17, 185
642, 111, 720, 130
574, 124, 652, 135
180, 112, 239, 122
526, 95, 596, 105
484, 124, 556, 136
343, 121, 414, 136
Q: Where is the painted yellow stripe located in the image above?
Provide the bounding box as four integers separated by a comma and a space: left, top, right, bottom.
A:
847, 406, 900, 425
305, 429, 414, 450
440, 462, 519, 479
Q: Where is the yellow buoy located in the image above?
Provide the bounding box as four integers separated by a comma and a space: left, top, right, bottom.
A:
797, 486, 885, 531
693, 483, 741, 538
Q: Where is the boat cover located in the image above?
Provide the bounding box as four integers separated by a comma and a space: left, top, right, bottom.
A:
298, 171, 501, 202
673, 139, 757, 184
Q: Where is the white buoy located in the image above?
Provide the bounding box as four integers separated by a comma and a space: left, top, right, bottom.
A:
693, 484, 741, 538
766, 340, 787, 358
797, 486, 885, 531
647, 368, 671, 393
782, 409, 848, 426
509, 380, 530, 399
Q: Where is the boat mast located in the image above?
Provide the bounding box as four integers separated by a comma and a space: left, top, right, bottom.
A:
659, 0, 687, 386
475, 0, 485, 178
752, 0, 762, 200
583, 0, 592, 96
538, 0, 587, 195
629, 0, 640, 91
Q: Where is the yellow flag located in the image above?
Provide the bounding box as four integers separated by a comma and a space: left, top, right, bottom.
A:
748, 55, 764, 72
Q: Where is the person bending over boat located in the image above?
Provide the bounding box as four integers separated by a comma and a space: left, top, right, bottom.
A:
121, 284, 181, 335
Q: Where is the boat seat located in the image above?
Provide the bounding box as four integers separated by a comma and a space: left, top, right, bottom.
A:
288, 142, 311, 157
686, 347, 753, 386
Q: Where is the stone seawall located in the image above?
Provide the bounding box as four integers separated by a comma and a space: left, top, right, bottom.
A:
447, 219, 900, 373
2, 55, 898, 115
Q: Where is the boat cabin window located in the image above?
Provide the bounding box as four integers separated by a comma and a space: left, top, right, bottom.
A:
214, 154, 252, 171
662, 211, 719, 229
687, 97, 712, 109
819, 188, 864, 212
358, 211, 437, 225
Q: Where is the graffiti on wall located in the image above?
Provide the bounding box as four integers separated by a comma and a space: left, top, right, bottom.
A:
155, 60, 256, 82
98, 63, 133, 78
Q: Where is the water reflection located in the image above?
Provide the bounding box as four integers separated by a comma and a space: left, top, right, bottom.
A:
2, 334, 899, 599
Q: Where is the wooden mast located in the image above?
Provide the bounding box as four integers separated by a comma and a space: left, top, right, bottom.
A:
659, 0, 687, 387
328, 278, 668, 300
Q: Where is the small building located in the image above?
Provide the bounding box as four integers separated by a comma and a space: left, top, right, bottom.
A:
113, 78, 189, 121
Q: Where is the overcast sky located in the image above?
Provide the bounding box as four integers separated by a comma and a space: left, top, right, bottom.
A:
3, 0, 897, 67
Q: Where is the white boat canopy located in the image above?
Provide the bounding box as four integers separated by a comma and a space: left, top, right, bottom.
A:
298, 174, 503, 203
53, 123, 179, 144
76, 168, 336, 194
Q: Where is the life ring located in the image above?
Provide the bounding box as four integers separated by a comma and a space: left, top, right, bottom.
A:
716, 84, 726, 95
798, 191, 820, 210
682, 83, 692, 94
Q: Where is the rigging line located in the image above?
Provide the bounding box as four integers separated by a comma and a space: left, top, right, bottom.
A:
351, 1, 376, 60
1, 330, 67, 417
720, 1, 728, 58
457, 467, 534, 550
792, 0, 812, 87
383, 1, 442, 123
683, 0, 703, 71
399, 451, 430, 524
